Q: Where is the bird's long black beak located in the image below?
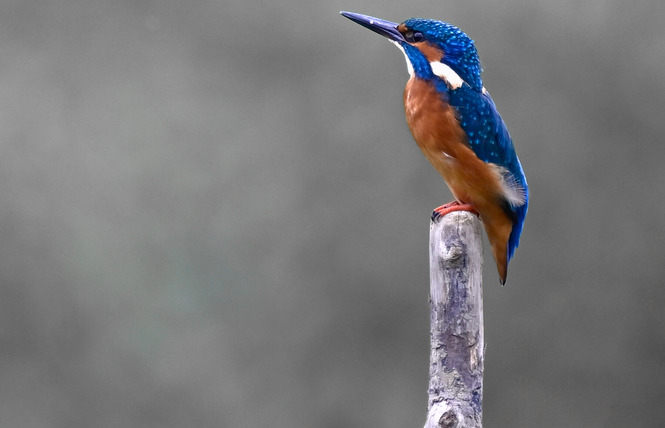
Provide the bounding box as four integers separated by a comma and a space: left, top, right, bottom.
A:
340, 11, 405, 43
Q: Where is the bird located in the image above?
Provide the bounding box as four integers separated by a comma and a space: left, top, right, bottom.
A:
340, 11, 528, 284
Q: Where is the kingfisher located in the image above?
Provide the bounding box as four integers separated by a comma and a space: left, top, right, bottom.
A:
341, 11, 528, 284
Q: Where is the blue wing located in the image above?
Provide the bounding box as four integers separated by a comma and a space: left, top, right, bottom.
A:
446, 85, 529, 261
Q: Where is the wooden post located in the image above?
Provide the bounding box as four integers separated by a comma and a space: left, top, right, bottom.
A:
425, 210, 485, 428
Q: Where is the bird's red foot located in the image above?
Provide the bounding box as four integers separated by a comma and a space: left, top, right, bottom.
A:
431, 201, 479, 221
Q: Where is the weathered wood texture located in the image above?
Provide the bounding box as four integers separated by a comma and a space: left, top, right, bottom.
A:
425, 211, 484, 428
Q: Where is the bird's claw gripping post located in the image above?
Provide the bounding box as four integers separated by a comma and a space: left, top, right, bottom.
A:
431, 201, 479, 221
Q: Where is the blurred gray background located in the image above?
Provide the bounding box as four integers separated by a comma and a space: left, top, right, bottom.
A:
1, 0, 664, 426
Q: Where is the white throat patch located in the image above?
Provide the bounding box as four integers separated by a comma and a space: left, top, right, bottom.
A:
429, 61, 464, 89
390, 41, 414, 77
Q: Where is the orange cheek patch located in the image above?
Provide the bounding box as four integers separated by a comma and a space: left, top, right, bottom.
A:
415, 42, 444, 62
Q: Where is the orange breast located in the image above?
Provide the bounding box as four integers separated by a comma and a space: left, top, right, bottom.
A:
403, 77, 514, 282
403, 78, 498, 204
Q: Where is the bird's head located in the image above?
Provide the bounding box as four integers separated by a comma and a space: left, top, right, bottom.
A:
341, 11, 483, 91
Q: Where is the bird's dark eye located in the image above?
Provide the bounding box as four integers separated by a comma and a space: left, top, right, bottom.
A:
404, 30, 424, 43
